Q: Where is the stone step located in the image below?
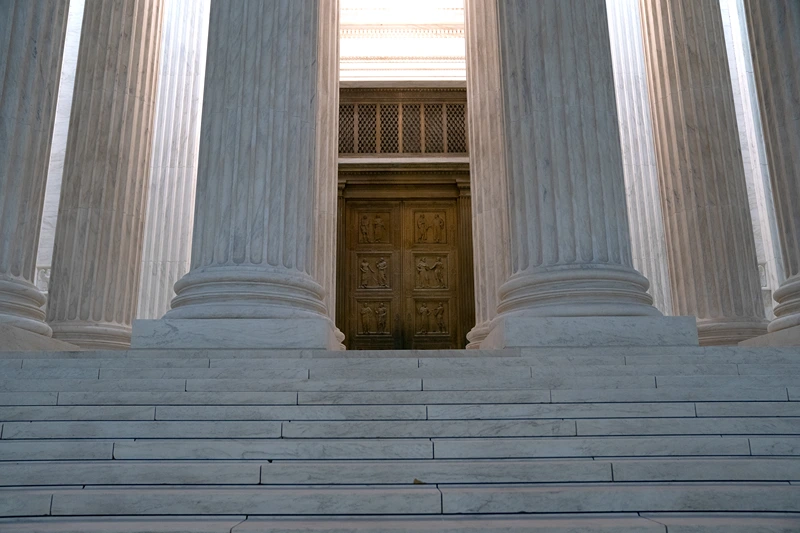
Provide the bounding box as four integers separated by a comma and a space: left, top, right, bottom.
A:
281, 420, 576, 438
575, 417, 800, 436
439, 483, 800, 514
3, 514, 800, 533
45, 486, 443, 516
6, 483, 797, 516
4, 514, 800, 533
113, 439, 434, 460
104, 436, 752, 460
9, 457, 794, 487
0, 388, 787, 407
0, 406, 156, 421
549, 387, 791, 403
156, 402, 695, 420
0, 421, 282, 440
56, 392, 298, 406
433, 436, 753, 458
656, 375, 800, 388
155, 405, 428, 421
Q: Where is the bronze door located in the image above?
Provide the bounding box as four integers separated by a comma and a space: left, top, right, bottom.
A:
342, 199, 461, 349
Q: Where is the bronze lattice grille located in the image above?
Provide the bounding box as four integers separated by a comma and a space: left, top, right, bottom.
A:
339, 101, 468, 155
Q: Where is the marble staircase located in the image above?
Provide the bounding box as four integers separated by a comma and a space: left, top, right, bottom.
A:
1, 346, 799, 531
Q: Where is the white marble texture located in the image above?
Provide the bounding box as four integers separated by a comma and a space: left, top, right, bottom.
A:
0, 0, 70, 336
639, 0, 769, 345
720, 0, 784, 320
743, 0, 800, 337
606, 0, 673, 315
464, 0, 511, 348
484, 316, 698, 349
467, 0, 661, 349
137, 0, 210, 320
46, 0, 165, 349
35, 0, 85, 297
311, 0, 344, 346
162, 0, 340, 349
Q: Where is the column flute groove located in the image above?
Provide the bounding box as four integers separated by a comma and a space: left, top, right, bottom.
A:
606, 0, 674, 315
137, 0, 210, 319
640, 0, 768, 344
46, 0, 165, 348
0, 1, 70, 337
743, 0, 800, 335
464, 0, 511, 347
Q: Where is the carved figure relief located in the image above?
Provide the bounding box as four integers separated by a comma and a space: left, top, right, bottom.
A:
415, 212, 446, 243
417, 302, 431, 334
357, 256, 391, 289
375, 302, 388, 333
359, 258, 375, 288
433, 302, 447, 333
358, 300, 390, 335
417, 301, 447, 335
359, 302, 374, 333
375, 257, 389, 287
414, 255, 447, 289
358, 213, 389, 243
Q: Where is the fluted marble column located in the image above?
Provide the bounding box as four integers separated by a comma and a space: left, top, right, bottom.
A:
464, 0, 511, 348
468, 0, 675, 349
744, 0, 800, 335
46, 0, 164, 348
156, 0, 340, 349
0, 1, 70, 336
310, 0, 344, 346
137, 0, 210, 320
606, 0, 673, 316
640, 0, 768, 344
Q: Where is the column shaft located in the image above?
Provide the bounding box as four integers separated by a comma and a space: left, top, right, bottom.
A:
477, 0, 658, 320
640, 0, 768, 344
606, 0, 674, 315
464, 0, 511, 347
311, 0, 343, 345
163, 0, 339, 349
0, 0, 70, 336
137, 0, 210, 319
744, 0, 800, 334
47, 0, 165, 348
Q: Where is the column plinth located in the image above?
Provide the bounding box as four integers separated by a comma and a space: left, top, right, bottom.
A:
743, 1, 800, 340
135, 0, 341, 350
640, 0, 769, 345
46, 0, 164, 349
466, 0, 694, 349
0, 1, 69, 337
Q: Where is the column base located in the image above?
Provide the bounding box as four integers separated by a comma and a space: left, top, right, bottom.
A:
739, 324, 800, 347
769, 276, 800, 333
466, 322, 491, 349
50, 322, 132, 350
696, 318, 769, 346
131, 318, 341, 350
0, 278, 52, 337
0, 324, 81, 351
482, 316, 699, 349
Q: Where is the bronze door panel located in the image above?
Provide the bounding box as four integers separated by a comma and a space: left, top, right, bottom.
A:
341, 197, 463, 350
345, 202, 402, 350
403, 202, 459, 349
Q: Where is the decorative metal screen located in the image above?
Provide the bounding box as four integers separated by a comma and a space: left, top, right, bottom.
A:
339, 101, 467, 155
